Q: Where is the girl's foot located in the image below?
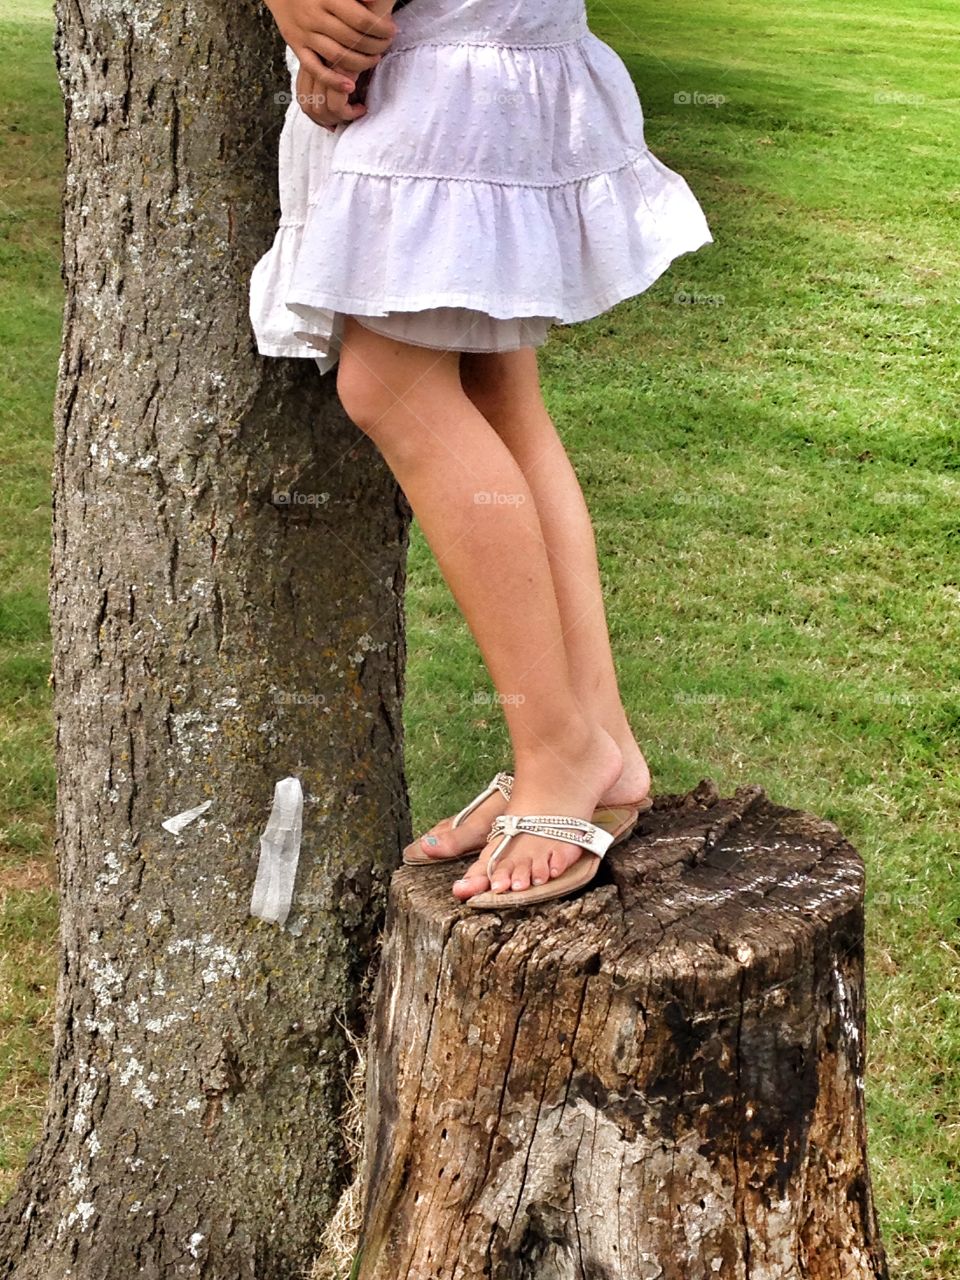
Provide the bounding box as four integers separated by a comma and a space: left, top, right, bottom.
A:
451, 726, 623, 901
410, 784, 511, 861
596, 735, 651, 808
411, 735, 650, 862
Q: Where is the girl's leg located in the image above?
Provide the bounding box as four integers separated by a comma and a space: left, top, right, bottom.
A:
459, 347, 650, 797
445, 347, 652, 897
336, 317, 623, 894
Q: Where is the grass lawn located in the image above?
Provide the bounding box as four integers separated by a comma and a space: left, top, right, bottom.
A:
2, 0, 958, 1273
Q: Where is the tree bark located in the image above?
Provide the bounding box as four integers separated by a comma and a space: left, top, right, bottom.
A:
360, 782, 889, 1280
0, 2, 410, 1276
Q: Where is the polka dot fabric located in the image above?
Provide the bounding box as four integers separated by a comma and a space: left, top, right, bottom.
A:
249, 0, 713, 373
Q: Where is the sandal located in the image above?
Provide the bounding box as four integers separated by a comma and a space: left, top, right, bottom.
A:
463, 812, 619, 910
402, 770, 652, 865
402, 771, 515, 864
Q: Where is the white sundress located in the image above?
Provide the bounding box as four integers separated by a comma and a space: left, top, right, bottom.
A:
248, 0, 713, 374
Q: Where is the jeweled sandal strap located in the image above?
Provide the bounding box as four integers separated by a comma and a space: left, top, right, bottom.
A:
451, 770, 514, 829
485, 813, 615, 877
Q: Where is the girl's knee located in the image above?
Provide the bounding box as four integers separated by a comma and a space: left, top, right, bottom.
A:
336, 347, 399, 439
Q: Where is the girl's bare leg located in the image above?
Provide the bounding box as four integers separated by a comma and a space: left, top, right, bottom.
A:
415, 348, 651, 886
459, 347, 650, 796
336, 317, 623, 896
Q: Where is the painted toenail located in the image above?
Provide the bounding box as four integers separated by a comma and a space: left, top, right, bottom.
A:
533, 877, 545, 886
423, 836, 439, 846
512, 880, 524, 890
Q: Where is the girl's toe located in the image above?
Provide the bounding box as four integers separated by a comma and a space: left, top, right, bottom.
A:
529, 847, 552, 887
548, 846, 571, 877
451, 859, 489, 900
508, 857, 532, 892
488, 863, 514, 893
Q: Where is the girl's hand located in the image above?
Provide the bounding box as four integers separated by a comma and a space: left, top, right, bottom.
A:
266, 0, 398, 126
294, 62, 361, 132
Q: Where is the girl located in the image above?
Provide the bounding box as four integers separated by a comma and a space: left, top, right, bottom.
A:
250, 0, 713, 908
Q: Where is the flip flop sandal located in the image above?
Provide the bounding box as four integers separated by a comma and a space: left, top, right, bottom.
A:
463, 812, 618, 910
402, 771, 653, 865
403, 770, 514, 864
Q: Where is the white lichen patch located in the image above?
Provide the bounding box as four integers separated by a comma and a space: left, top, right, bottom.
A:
93, 847, 126, 892
348, 632, 388, 665
187, 1232, 205, 1258
170, 707, 207, 763
165, 934, 241, 984
72, 1065, 100, 1136
85, 948, 125, 1016
144, 1009, 190, 1034
115, 1052, 158, 1108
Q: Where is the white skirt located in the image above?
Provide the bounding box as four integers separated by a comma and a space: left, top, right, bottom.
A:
249, 0, 713, 374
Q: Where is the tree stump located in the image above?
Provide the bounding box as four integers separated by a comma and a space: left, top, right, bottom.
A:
358, 781, 888, 1280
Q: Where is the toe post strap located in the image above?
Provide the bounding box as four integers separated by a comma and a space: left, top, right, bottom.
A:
485, 813, 615, 877
451, 770, 514, 829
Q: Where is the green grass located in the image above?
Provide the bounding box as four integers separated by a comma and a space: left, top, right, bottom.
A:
2, 0, 959, 1274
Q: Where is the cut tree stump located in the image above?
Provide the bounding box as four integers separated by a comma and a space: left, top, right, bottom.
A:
357, 781, 888, 1280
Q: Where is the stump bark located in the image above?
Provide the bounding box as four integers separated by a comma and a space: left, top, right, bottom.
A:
359, 781, 888, 1280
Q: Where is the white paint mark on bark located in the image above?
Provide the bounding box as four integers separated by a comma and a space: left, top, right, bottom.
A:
832, 960, 864, 1093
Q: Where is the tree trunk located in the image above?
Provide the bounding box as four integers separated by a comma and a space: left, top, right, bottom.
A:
0, 2, 410, 1276
360, 782, 889, 1280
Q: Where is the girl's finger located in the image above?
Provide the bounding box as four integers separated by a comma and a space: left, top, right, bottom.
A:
308, 11, 395, 57
298, 82, 368, 129
327, 0, 399, 43
295, 47, 358, 95
302, 32, 383, 75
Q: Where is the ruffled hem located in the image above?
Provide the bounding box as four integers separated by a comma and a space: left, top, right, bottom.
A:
283, 153, 713, 329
